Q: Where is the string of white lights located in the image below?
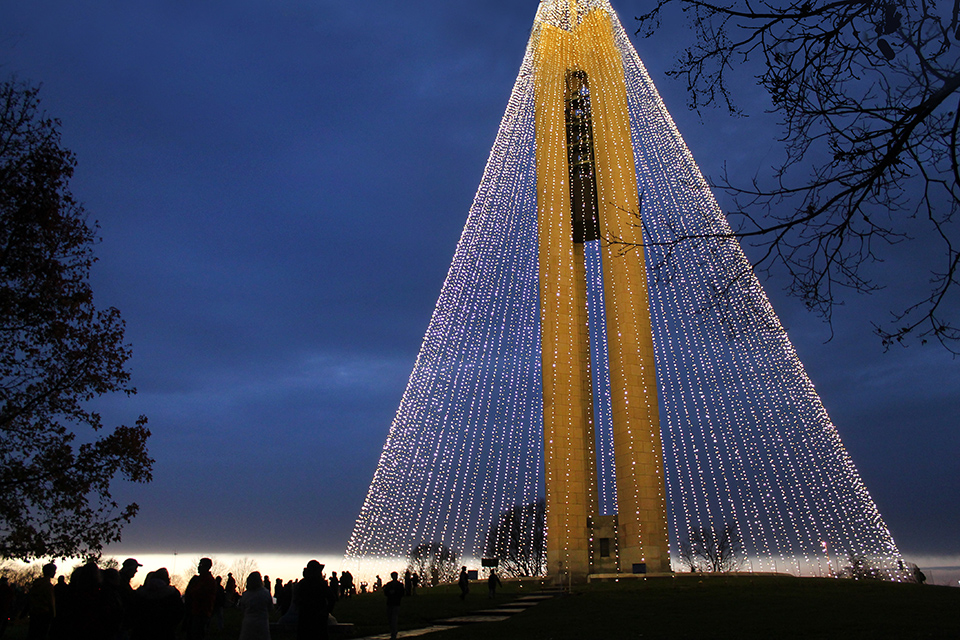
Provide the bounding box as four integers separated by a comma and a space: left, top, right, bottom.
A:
344, 0, 903, 582
609, 6, 900, 572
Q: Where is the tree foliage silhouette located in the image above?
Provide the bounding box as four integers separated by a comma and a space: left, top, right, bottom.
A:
408, 542, 460, 585
839, 552, 886, 580
634, 0, 960, 351
0, 79, 152, 560
483, 501, 546, 578
678, 523, 743, 572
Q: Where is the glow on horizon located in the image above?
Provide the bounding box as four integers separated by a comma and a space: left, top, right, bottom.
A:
8, 550, 955, 588
7, 552, 362, 590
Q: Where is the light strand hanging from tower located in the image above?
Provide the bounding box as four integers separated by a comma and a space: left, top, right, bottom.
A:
344, 0, 903, 581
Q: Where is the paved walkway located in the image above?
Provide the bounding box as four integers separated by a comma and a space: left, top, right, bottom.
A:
353, 593, 557, 640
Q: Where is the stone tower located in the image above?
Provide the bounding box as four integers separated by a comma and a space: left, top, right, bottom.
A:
534, 0, 670, 581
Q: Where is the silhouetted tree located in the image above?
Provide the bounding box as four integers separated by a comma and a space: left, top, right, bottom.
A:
837, 552, 914, 581
408, 542, 459, 586
838, 552, 884, 580
678, 523, 743, 572
0, 560, 41, 589
483, 500, 547, 578
0, 79, 152, 560
633, 0, 960, 351
228, 557, 259, 594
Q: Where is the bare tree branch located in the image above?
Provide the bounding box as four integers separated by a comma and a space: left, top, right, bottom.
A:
630, 0, 960, 352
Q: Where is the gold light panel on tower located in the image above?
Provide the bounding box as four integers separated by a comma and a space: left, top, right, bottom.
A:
533, 1, 669, 580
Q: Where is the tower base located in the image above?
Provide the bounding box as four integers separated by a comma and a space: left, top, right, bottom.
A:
548, 512, 673, 584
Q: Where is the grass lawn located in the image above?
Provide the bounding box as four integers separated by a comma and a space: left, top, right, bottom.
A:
2, 575, 956, 638
324, 579, 538, 637
427, 575, 960, 639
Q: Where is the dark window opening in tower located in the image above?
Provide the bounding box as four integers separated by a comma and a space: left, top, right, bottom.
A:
565, 69, 601, 244
585, 240, 617, 515
599, 538, 611, 557
566, 70, 617, 515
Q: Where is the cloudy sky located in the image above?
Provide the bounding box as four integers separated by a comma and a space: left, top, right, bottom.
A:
2, 0, 957, 576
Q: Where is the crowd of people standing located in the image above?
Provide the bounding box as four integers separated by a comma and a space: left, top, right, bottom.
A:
0, 557, 347, 640
0, 557, 501, 640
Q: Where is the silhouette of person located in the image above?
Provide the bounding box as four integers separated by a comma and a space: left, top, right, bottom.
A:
212, 576, 226, 631
340, 571, 354, 598
183, 558, 218, 640
458, 567, 469, 600
410, 572, 419, 596
277, 580, 292, 616
487, 570, 502, 599
238, 572, 272, 640
119, 558, 142, 635
120, 558, 142, 588
373, 576, 383, 591
382, 571, 404, 640
48, 575, 70, 638
100, 567, 127, 639
224, 573, 238, 607
328, 571, 340, 610
131, 568, 183, 640
64, 561, 107, 638
27, 562, 56, 640
294, 560, 332, 640
403, 570, 412, 596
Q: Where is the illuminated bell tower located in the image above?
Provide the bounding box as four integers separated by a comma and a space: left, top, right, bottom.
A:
534, 0, 670, 580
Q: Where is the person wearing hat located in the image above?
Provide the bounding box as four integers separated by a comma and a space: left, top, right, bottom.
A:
120, 558, 142, 586
118, 558, 142, 635
294, 560, 333, 640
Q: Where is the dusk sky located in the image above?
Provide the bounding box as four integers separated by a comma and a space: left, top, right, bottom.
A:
2, 1, 957, 580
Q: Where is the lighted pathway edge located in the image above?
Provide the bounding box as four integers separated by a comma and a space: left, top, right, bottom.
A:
353, 594, 558, 640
